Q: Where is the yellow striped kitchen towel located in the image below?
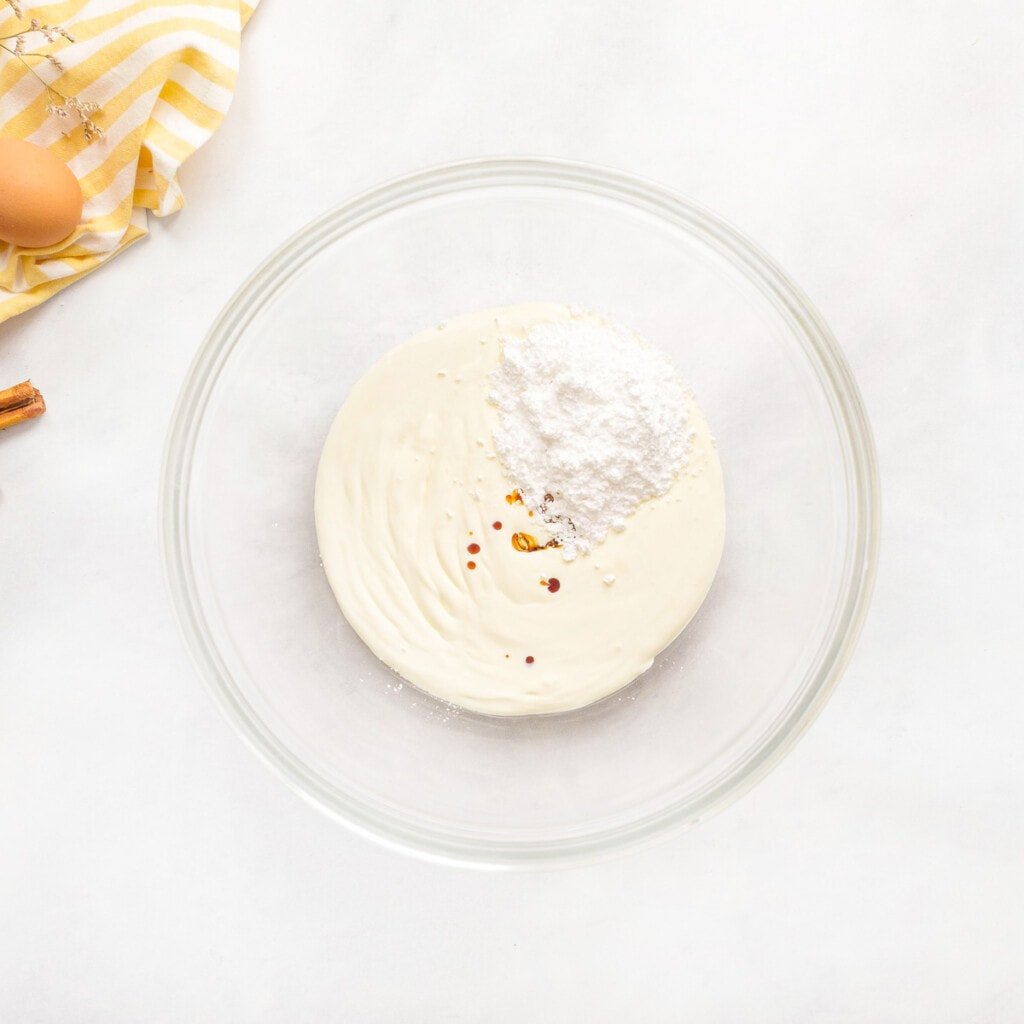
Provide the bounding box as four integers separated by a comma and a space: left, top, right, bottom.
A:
0, 0, 257, 324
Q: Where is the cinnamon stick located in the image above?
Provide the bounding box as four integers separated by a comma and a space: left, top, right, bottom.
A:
0, 379, 46, 430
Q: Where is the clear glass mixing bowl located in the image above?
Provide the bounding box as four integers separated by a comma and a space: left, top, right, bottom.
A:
161, 158, 879, 868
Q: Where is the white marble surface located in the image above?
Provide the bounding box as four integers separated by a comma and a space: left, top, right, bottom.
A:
2, 2, 1022, 1019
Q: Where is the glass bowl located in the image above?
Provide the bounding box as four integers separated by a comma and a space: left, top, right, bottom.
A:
161, 158, 879, 868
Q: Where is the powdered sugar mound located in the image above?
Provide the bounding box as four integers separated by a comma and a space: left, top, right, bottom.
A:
489, 318, 691, 561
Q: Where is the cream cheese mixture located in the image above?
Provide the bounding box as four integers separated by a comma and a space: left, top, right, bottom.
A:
314, 303, 725, 716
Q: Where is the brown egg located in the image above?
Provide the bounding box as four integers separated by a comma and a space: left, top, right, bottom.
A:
0, 138, 83, 248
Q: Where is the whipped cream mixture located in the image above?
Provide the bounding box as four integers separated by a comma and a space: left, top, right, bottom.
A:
314, 303, 725, 716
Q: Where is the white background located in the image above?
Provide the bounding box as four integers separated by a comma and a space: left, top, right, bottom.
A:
3, 2, 1022, 1020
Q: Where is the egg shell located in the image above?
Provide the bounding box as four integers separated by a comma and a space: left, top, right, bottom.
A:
0, 138, 83, 248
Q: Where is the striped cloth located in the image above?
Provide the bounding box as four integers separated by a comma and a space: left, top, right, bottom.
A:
0, 0, 256, 323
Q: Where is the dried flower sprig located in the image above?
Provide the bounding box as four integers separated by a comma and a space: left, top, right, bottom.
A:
1, 1, 102, 140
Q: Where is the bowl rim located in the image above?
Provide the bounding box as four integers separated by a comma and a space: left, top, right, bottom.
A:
160, 156, 880, 869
